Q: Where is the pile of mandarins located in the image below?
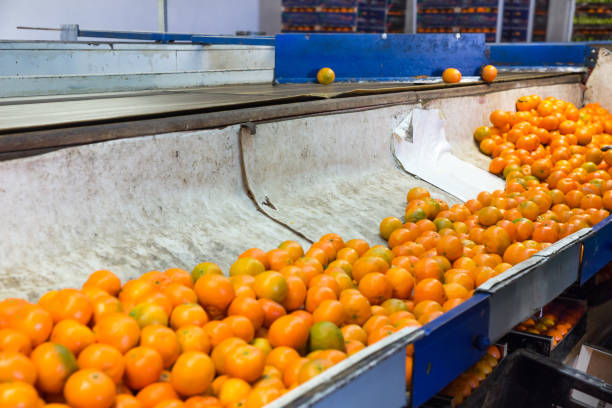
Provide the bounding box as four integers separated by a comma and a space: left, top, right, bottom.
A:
2, 95, 611, 408
0, 233, 428, 408
440, 345, 501, 405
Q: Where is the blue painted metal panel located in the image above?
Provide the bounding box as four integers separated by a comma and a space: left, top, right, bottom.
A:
312, 349, 407, 408
488, 43, 590, 67
412, 293, 490, 407
77, 29, 274, 46
580, 215, 612, 284
274, 33, 488, 83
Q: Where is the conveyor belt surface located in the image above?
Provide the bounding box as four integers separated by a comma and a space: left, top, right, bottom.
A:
0, 72, 581, 133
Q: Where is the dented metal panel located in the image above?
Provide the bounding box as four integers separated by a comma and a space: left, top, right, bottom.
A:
0, 126, 308, 301
240, 104, 462, 245
477, 229, 589, 342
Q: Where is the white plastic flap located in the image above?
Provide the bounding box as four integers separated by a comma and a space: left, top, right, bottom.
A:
392, 108, 505, 201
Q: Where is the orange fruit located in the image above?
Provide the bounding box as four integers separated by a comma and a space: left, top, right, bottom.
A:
128, 302, 168, 328
31, 342, 77, 394
140, 325, 180, 369
64, 369, 115, 408
279, 240, 305, 262
185, 396, 223, 408
202, 321, 234, 348
442, 68, 461, 83
170, 303, 208, 330
137, 382, 178, 408
282, 275, 307, 312
83, 270, 122, 297
44, 289, 93, 325
223, 315, 255, 343
414, 258, 443, 282
124, 347, 163, 390
191, 262, 223, 283
352, 256, 389, 282
268, 315, 309, 349
298, 358, 332, 384
0, 381, 40, 408
225, 344, 265, 383
267, 249, 293, 271
175, 324, 211, 354
8, 304, 53, 347
194, 274, 235, 318
340, 292, 372, 325
481, 65, 497, 82
413, 278, 445, 305
380, 217, 403, 240
171, 351, 215, 397
114, 394, 142, 408
259, 299, 287, 328
50, 319, 94, 357
229, 258, 265, 277
358, 273, 392, 305
254, 272, 288, 303
312, 300, 346, 327
228, 296, 264, 331
77, 343, 125, 384
218, 378, 251, 406
436, 235, 463, 261
164, 268, 193, 288
246, 387, 282, 408
385, 267, 414, 299
152, 400, 185, 408
305, 286, 336, 313
163, 284, 198, 309
93, 313, 140, 354
265, 346, 300, 375
0, 329, 31, 356
0, 351, 36, 384
92, 296, 123, 324
482, 226, 511, 255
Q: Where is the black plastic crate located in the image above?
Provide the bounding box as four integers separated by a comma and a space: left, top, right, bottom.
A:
459, 349, 612, 407
501, 298, 587, 362
460, 12, 498, 27
282, 11, 320, 26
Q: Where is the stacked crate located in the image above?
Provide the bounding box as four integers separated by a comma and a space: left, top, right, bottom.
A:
501, 0, 531, 42
572, 0, 612, 41
357, 0, 407, 33
416, 0, 499, 42
532, 0, 549, 41
281, 0, 359, 33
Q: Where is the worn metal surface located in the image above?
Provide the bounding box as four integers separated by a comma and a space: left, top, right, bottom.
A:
425, 82, 583, 171
412, 294, 490, 407
584, 48, 612, 112
0, 41, 274, 97
477, 229, 589, 342
275, 33, 488, 83
0, 125, 308, 301
266, 327, 423, 408
476, 257, 546, 342
241, 105, 462, 244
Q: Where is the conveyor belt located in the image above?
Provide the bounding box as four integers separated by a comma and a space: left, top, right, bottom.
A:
0, 72, 581, 133
0, 72, 583, 159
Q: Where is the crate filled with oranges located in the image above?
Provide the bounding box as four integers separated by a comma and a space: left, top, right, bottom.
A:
422, 344, 506, 407
502, 297, 587, 361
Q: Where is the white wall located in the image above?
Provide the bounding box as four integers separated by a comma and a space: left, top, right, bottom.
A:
0, 0, 261, 41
